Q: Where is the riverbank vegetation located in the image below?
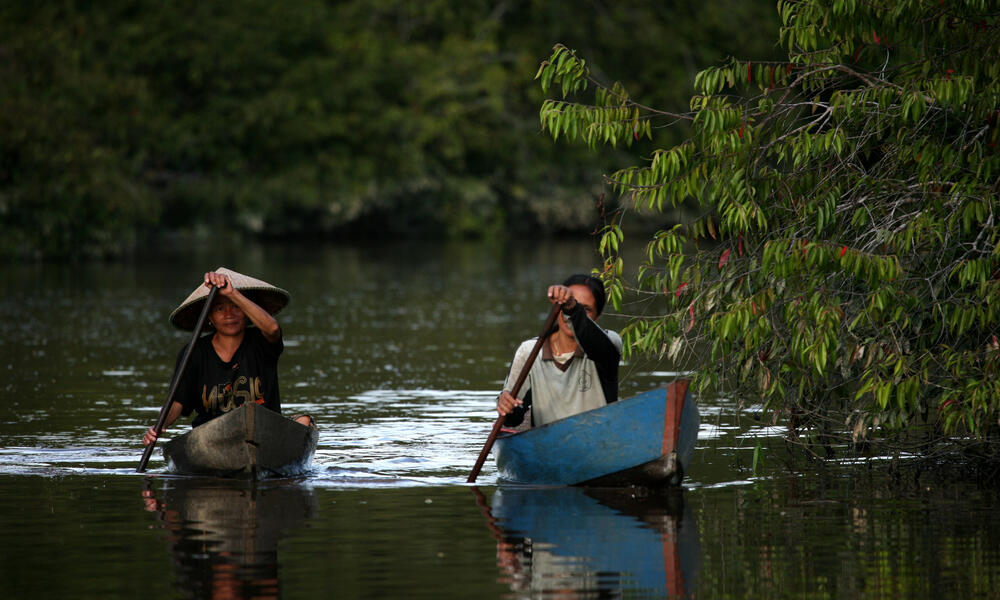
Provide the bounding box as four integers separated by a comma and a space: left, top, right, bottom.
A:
536, 0, 1000, 459
0, 1, 781, 259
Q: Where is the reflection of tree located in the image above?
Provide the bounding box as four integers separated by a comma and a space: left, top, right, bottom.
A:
472, 486, 699, 598
693, 472, 1000, 599
142, 478, 316, 600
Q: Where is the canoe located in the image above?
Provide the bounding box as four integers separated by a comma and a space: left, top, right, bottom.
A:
493, 379, 698, 486
162, 401, 318, 479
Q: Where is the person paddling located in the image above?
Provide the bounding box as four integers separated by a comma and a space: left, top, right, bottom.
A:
496, 274, 622, 428
142, 268, 311, 448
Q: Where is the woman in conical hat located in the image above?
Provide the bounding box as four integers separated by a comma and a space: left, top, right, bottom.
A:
142, 268, 311, 448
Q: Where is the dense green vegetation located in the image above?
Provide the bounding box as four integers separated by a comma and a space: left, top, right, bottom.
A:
0, 0, 780, 259
537, 0, 1000, 457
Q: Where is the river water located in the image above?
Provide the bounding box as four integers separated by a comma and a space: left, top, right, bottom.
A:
2, 239, 999, 599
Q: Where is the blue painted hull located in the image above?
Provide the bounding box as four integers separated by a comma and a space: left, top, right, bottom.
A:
494, 381, 698, 486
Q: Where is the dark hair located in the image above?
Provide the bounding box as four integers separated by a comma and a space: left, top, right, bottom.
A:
562, 274, 607, 316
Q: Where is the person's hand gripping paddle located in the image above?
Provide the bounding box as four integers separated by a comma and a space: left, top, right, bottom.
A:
137, 285, 218, 472
467, 303, 562, 483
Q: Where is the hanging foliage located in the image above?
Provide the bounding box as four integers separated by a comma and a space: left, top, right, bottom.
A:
536, 0, 1000, 456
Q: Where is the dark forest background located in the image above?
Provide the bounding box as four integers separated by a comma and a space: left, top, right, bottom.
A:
0, 1, 780, 259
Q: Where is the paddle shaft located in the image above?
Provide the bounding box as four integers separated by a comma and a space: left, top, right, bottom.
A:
137, 285, 218, 472
467, 303, 562, 483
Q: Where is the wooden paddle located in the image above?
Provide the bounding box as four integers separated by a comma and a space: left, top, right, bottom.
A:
467, 302, 562, 483
137, 284, 218, 472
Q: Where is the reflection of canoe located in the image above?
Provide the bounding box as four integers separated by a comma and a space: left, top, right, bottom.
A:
157, 478, 318, 557
494, 379, 698, 486
150, 478, 317, 599
163, 401, 318, 479
484, 486, 700, 597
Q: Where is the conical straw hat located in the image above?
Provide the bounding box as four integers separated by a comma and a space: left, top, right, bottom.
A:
169, 267, 290, 331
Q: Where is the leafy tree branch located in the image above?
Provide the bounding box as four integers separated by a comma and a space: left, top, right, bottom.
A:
537, 0, 1000, 457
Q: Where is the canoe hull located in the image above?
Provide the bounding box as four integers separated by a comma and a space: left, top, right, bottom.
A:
494, 380, 698, 487
163, 402, 318, 479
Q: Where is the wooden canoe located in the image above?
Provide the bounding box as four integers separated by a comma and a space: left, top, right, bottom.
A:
162, 401, 318, 479
493, 379, 698, 487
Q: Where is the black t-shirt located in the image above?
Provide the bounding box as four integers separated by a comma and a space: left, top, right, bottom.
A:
172, 328, 284, 427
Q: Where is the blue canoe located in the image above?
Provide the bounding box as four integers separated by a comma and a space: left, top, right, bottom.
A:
494, 379, 698, 486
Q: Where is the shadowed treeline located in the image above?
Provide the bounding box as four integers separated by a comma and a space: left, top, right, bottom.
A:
0, 0, 780, 259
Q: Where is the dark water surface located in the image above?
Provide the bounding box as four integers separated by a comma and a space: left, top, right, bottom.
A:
2, 239, 1000, 599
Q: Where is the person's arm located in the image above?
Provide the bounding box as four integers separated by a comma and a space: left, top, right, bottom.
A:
498, 389, 532, 427
142, 401, 183, 446
205, 271, 281, 343
563, 302, 622, 404
497, 341, 535, 426
561, 302, 621, 366
141, 337, 203, 446
544, 284, 619, 366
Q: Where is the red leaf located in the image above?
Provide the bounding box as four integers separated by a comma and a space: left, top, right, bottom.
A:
840, 245, 848, 257
685, 304, 695, 333
675, 282, 688, 298
738, 235, 744, 257
746, 61, 751, 83
718, 248, 731, 269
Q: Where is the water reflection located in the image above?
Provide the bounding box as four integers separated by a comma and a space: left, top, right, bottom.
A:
142, 477, 316, 599
6, 241, 1000, 598
473, 486, 699, 598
